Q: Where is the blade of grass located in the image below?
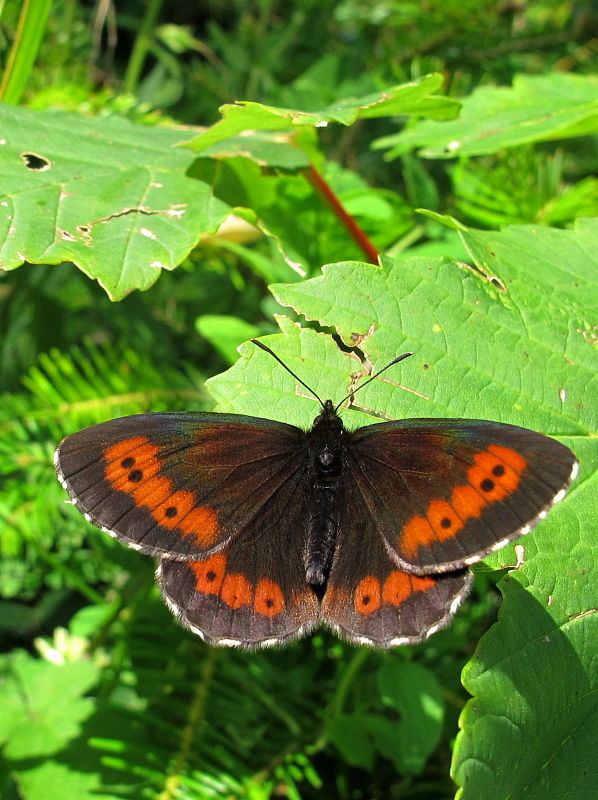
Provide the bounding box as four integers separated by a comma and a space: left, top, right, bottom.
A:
123, 0, 165, 95
0, 0, 52, 104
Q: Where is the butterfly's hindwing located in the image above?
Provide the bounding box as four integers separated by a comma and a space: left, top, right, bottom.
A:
321, 477, 473, 647
157, 476, 320, 648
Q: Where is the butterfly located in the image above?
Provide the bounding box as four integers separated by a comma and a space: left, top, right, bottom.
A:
54, 340, 578, 649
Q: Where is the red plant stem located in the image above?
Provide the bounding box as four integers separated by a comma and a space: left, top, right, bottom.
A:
307, 164, 380, 264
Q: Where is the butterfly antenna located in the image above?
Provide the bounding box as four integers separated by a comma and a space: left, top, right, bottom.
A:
334, 351, 414, 412
250, 339, 325, 407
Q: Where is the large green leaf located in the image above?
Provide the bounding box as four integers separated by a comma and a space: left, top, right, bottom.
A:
0, 103, 230, 300
187, 74, 460, 154
207, 220, 596, 799
0, 87, 435, 297
209, 223, 594, 433
374, 73, 598, 158
452, 470, 596, 800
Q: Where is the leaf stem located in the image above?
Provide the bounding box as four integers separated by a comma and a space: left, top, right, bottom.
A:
307, 164, 380, 264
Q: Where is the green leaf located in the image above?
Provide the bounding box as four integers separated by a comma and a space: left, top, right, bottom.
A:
327, 713, 375, 770
187, 74, 460, 155
196, 314, 260, 365
69, 601, 121, 638
451, 150, 598, 229
0, 103, 230, 300
373, 661, 444, 774
197, 130, 312, 170
209, 223, 594, 435
205, 219, 596, 798
375, 73, 598, 158
458, 218, 598, 323
0, 651, 98, 758
452, 470, 597, 799
14, 761, 113, 800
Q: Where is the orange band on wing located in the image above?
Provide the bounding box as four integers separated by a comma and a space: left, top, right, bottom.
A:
221, 573, 253, 609
130, 476, 171, 507
191, 559, 285, 617
178, 506, 218, 546
103, 436, 219, 546
104, 439, 161, 488
354, 576, 382, 615
254, 578, 285, 617
382, 571, 435, 606
191, 554, 227, 594
400, 445, 528, 559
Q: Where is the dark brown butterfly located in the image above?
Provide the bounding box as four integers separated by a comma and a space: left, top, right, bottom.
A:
55, 340, 578, 648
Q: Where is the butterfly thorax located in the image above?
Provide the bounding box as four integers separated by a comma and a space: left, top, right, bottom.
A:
304, 400, 346, 586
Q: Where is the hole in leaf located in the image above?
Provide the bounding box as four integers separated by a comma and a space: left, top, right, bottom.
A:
21, 152, 51, 171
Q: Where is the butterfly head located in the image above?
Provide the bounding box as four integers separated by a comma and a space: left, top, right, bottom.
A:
313, 398, 341, 424
310, 400, 345, 470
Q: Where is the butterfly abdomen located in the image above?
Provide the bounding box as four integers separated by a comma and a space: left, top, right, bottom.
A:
304, 401, 346, 586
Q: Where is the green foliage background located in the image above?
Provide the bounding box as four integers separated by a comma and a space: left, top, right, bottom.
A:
0, 2, 596, 799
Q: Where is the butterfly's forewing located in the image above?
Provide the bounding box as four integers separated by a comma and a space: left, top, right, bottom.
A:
55, 412, 308, 560
321, 476, 473, 647
346, 419, 578, 574
157, 482, 321, 647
